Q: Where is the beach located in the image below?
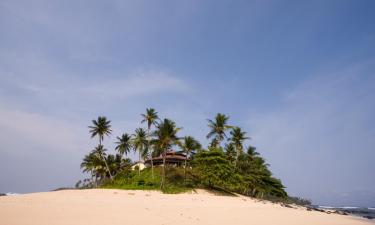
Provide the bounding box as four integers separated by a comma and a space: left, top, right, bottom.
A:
0, 189, 373, 225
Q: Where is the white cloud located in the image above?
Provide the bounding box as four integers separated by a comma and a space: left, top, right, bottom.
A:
0, 106, 86, 155
78, 70, 190, 100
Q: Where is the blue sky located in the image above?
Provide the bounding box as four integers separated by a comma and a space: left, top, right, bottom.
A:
1, 0, 374, 207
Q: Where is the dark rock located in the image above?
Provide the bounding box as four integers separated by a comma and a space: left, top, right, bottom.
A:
334, 210, 348, 215
363, 216, 375, 220
281, 203, 293, 208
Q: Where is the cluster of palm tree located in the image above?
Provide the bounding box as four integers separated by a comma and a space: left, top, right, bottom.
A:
205, 113, 286, 198
80, 109, 286, 198
81, 108, 201, 188
207, 113, 250, 162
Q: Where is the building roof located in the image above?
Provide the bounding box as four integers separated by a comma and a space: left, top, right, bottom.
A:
145, 150, 187, 163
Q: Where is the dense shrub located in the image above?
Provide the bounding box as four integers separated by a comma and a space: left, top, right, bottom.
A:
192, 148, 241, 190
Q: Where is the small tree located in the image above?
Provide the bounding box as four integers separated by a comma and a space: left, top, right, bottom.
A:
179, 136, 201, 184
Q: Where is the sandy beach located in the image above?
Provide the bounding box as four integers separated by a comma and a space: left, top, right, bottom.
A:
0, 189, 373, 225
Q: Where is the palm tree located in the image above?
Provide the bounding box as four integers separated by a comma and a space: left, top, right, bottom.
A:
206, 113, 232, 147
88, 116, 112, 145
92, 144, 113, 180
133, 128, 148, 175
106, 154, 125, 177
141, 108, 159, 179
224, 143, 236, 164
115, 133, 132, 158
88, 116, 113, 179
179, 136, 201, 184
81, 151, 101, 186
246, 145, 259, 161
229, 127, 250, 161
153, 118, 181, 189
209, 138, 219, 148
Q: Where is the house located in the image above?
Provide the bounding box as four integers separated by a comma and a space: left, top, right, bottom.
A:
145, 151, 187, 167
131, 161, 146, 171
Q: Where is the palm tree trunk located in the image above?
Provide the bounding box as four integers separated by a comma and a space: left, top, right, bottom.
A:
234, 146, 240, 166
138, 150, 141, 176
102, 154, 113, 180
184, 154, 187, 185
90, 172, 94, 188
99, 137, 113, 180
160, 150, 166, 189
147, 128, 154, 180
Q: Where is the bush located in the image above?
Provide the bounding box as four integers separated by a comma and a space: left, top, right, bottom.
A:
192, 148, 240, 190
102, 167, 193, 193
101, 148, 290, 202
286, 196, 312, 206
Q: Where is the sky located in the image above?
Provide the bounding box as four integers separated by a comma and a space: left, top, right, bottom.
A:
0, 0, 374, 207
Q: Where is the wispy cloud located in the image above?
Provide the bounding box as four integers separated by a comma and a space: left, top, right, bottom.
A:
78, 70, 190, 100
0, 107, 86, 154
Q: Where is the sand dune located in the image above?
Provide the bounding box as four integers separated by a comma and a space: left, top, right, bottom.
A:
0, 189, 373, 225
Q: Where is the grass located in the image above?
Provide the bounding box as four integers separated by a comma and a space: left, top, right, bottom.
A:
102, 167, 194, 194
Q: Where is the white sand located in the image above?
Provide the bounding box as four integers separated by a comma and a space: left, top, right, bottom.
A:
0, 189, 373, 225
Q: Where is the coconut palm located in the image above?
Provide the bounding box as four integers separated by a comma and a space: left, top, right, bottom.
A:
133, 128, 148, 175
224, 143, 236, 164
209, 138, 219, 148
88, 116, 113, 179
81, 151, 102, 186
179, 136, 201, 184
246, 145, 259, 161
141, 108, 159, 179
206, 113, 232, 147
153, 118, 181, 189
106, 153, 126, 177
229, 127, 250, 161
115, 133, 132, 158
91, 144, 113, 180
88, 116, 112, 145
141, 108, 159, 129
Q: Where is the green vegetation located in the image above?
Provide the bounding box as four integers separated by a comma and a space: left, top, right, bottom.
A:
102, 167, 192, 194
79, 108, 289, 201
